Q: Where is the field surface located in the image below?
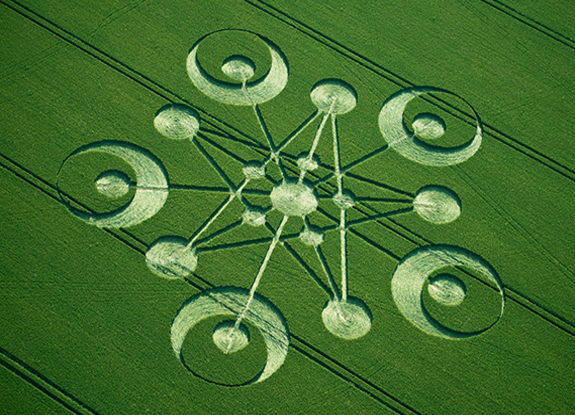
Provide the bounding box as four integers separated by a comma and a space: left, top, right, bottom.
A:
1, 1, 574, 414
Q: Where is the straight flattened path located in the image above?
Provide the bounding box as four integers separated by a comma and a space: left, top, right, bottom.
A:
1, 1, 574, 414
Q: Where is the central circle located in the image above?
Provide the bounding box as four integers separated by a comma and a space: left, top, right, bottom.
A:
428, 274, 466, 306
221, 55, 256, 81
95, 170, 130, 198
412, 113, 446, 140
212, 320, 250, 354
270, 180, 318, 216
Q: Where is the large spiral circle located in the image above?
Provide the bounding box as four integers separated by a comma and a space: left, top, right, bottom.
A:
171, 287, 289, 386
57, 141, 169, 228
391, 245, 504, 339
187, 30, 288, 106
379, 87, 482, 166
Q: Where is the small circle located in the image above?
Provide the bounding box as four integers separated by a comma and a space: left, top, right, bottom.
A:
299, 227, 323, 246
310, 80, 357, 114
243, 208, 266, 227
333, 191, 355, 209
296, 153, 319, 172
322, 297, 371, 340
154, 104, 200, 139
221, 56, 256, 81
428, 274, 466, 306
95, 170, 130, 198
412, 113, 446, 140
413, 186, 461, 224
243, 161, 265, 179
212, 320, 250, 354
146, 236, 198, 279
270, 180, 318, 216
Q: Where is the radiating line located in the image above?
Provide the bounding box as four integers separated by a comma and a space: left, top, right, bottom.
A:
195, 237, 273, 253
232, 214, 289, 329
312, 170, 414, 199
277, 110, 320, 153
282, 241, 334, 298
196, 132, 248, 164
192, 219, 244, 247
238, 79, 288, 179
345, 172, 415, 198
339, 210, 348, 301
341, 145, 389, 173
347, 207, 414, 227
356, 197, 413, 203
314, 244, 341, 301
331, 113, 343, 191
191, 137, 236, 191
187, 179, 249, 249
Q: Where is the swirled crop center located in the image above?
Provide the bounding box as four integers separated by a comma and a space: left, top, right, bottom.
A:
270, 180, 318, 216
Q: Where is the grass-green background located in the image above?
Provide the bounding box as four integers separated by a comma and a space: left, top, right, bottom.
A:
1, 1, 574, 414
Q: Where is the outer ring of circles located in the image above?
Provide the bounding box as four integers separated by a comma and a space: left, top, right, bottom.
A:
58, 30, 505, 386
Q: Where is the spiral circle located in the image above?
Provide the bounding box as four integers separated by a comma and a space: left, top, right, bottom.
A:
171, 287, 289, 385
391, 245, 504, 339
379, 87, 482, 166
187, 30, 288, 105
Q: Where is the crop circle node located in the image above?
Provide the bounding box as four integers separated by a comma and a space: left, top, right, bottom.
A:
299, 228, 324, 246
297, 153, 319, 171
154, 104, 200, 139
413, 186, 461, 224
270, 180, 318, 216
428, 274, 466, 306
322, 298, 371, 339
333, 191, 355, 209
243, 161, 266, 179
243, 208, 266, 227
212, 320, 250, 354
95, 170, 131, 198
310, 80, 357, 114
412, 113, 446, 140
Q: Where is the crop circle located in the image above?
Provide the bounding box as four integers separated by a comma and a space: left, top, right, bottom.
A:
322, 298, 372, 339
310, 80, 357, 114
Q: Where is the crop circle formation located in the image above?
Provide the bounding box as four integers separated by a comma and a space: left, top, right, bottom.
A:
58, 29, 503, 386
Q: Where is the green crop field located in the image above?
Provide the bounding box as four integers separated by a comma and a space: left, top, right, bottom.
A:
1, 1, 574, 414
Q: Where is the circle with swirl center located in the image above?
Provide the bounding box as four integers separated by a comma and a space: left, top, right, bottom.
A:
391, 245, 504, 339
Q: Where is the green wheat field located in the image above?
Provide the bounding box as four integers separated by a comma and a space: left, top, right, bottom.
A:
1, 1, 574, 414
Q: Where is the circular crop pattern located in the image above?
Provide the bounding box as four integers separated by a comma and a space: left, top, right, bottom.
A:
270, 180, 318, 216
310, 80, 357, 114
59, 30, 500, 386
154, 104, 201, 139
413, 185, 461, 224
391, 245, 504, 339
95, 170, 131, 198
428, 274, 466, 306
322, 298, 372, 340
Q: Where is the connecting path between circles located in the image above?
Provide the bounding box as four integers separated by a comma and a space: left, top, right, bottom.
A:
57, 30, 504, 386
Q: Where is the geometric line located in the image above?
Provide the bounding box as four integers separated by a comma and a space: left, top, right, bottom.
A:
2, 150, 575, 415
246, 0, 575, 182
0, 346, 102, 415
